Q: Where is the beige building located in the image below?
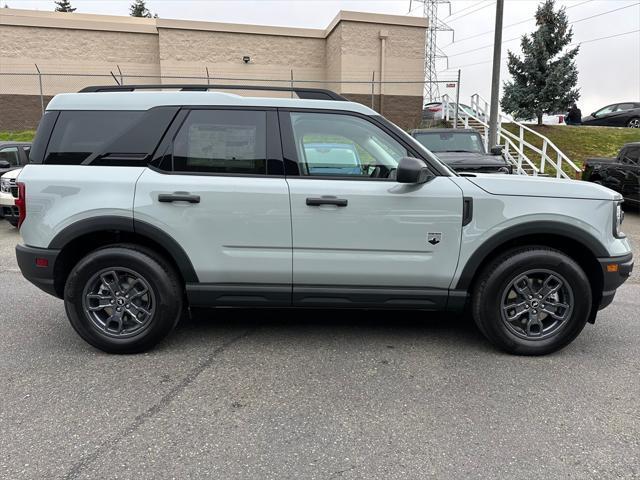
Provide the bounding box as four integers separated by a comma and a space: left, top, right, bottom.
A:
0, 8, 427, 130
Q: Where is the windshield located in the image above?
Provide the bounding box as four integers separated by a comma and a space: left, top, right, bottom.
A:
413, 131, 485, 154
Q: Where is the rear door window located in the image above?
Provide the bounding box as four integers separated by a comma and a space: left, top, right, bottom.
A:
172, 110, 267, 175
44, 111, 144, 164
616, 103, 635, 112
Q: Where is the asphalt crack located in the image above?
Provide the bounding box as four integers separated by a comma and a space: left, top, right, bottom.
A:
64, 328, 255, 480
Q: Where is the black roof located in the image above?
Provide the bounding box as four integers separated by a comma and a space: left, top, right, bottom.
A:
79, 84, 348, 101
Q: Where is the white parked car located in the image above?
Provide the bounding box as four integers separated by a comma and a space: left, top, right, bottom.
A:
0, 168, 21, 227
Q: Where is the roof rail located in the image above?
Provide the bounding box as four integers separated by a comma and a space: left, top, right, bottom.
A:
78, 84, 348, 101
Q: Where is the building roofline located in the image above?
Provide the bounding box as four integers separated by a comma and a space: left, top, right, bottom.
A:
0, 7, 427, 38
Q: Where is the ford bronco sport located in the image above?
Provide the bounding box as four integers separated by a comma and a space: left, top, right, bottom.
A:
14, 85, 633, 355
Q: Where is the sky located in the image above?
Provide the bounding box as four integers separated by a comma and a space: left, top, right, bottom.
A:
4, 0, 640, 114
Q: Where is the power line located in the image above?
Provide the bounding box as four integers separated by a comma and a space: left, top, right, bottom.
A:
442, 0, 487, 19
571, 2, 639, 24
446, 0, 597, 45
574, 28, 640, 45
444, 2, 639, 58
443, 28, 640, 70
445, 1, 496, 22
448, 35, 520, 57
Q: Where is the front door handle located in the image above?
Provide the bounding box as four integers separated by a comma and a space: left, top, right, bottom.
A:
158, 192, 201, 204
306, 196, 348, 207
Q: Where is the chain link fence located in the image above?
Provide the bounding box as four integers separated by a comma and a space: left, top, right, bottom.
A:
0, 65, 461, 131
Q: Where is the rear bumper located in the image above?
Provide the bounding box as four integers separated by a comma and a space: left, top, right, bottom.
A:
15, 244, 61, 298
598, 253, 634, 309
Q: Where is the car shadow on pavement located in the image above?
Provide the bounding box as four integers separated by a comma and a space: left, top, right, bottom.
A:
162, 307, 492, 353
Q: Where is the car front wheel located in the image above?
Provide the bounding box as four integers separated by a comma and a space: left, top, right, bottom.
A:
472, 247, 592, 355
64, 244, 183, 353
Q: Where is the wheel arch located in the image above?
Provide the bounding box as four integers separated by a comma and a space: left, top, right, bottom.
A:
456, 222, 606, 313
49, 216, 198, 298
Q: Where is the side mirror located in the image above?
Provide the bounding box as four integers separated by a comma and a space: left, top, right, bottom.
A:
490, 145, 504, 156
591, 112, 597, 118
0, 160, 11, 169
396, 157, 432, 184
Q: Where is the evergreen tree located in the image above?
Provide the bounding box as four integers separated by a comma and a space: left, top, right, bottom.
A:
501, 0, 580, 125
54, 0, 76, 12
130, 0, 152, 18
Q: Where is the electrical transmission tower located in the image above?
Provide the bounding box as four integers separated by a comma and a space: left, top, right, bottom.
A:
410, 0, 454, 102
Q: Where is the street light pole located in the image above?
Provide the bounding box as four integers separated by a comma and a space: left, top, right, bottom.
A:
488, 0, 504, 148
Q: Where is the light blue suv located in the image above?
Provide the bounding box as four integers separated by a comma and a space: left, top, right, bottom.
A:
14, 85, 633, 355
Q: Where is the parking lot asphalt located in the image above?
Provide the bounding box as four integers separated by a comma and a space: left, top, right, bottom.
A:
0, 213, 638, 480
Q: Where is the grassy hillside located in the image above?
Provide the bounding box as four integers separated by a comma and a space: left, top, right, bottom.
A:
0, 131, 35, 142
503, 124, 640, 170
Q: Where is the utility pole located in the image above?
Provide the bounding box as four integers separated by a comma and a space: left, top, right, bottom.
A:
488, 0, 504, 148
453, 69, 461, 128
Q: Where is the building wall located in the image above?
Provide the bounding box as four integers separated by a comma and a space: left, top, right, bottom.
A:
0, 8, 427, 130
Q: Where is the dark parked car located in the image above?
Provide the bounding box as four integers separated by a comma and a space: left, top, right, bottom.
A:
582, 142, 639, 207
581, 103, 640, 128
0, 141, 31, 176
410, 128, 512, 174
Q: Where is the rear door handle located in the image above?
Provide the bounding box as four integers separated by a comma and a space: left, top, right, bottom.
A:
158, 192, 201, 204
306, 196, 348, 207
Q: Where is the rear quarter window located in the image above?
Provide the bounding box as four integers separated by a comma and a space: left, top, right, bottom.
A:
44, 111, 144, 164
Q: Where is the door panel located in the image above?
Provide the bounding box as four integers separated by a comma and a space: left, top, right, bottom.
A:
134, 108, 292, 290
135, 169, 292, 284
287, 177, 463, 289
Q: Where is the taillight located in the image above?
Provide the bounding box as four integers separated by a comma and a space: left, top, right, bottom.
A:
15, 182, 26, 229
428, 105, 442, 112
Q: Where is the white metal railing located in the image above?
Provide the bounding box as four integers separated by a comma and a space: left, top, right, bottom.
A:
468, 93, 581, 178
440, 94, 581, 178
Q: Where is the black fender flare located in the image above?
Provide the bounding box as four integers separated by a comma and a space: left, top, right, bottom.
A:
49, 215, 198, 282
455, 220, 609, 290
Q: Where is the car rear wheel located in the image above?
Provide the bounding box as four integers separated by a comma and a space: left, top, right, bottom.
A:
628, 117, 640, 128
64, 244, 183, 353
472, 246, 592, 355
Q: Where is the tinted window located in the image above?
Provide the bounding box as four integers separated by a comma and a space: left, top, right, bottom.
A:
290, 112, 406, 178
595, 105, 616, 116
621, 146, 640, 164
0, 147, 20, 167
413, 131, 484, 153
616, 103, 635, 112
28, 111, 58, 164
172, 110, 267, 175
45, 111, 144, 164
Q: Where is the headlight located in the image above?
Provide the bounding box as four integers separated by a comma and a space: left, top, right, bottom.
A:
0, 179, 10, 194
613, 202, 625, 238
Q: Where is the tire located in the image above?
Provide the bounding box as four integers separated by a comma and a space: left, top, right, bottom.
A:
628, 117, 640, 128
472, 246, 591, 355
8, 218, 18, 227
64, 244, 183, 354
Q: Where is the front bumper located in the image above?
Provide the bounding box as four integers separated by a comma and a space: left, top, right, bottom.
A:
598, 252, 634, 309
16, 244, 61, 298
